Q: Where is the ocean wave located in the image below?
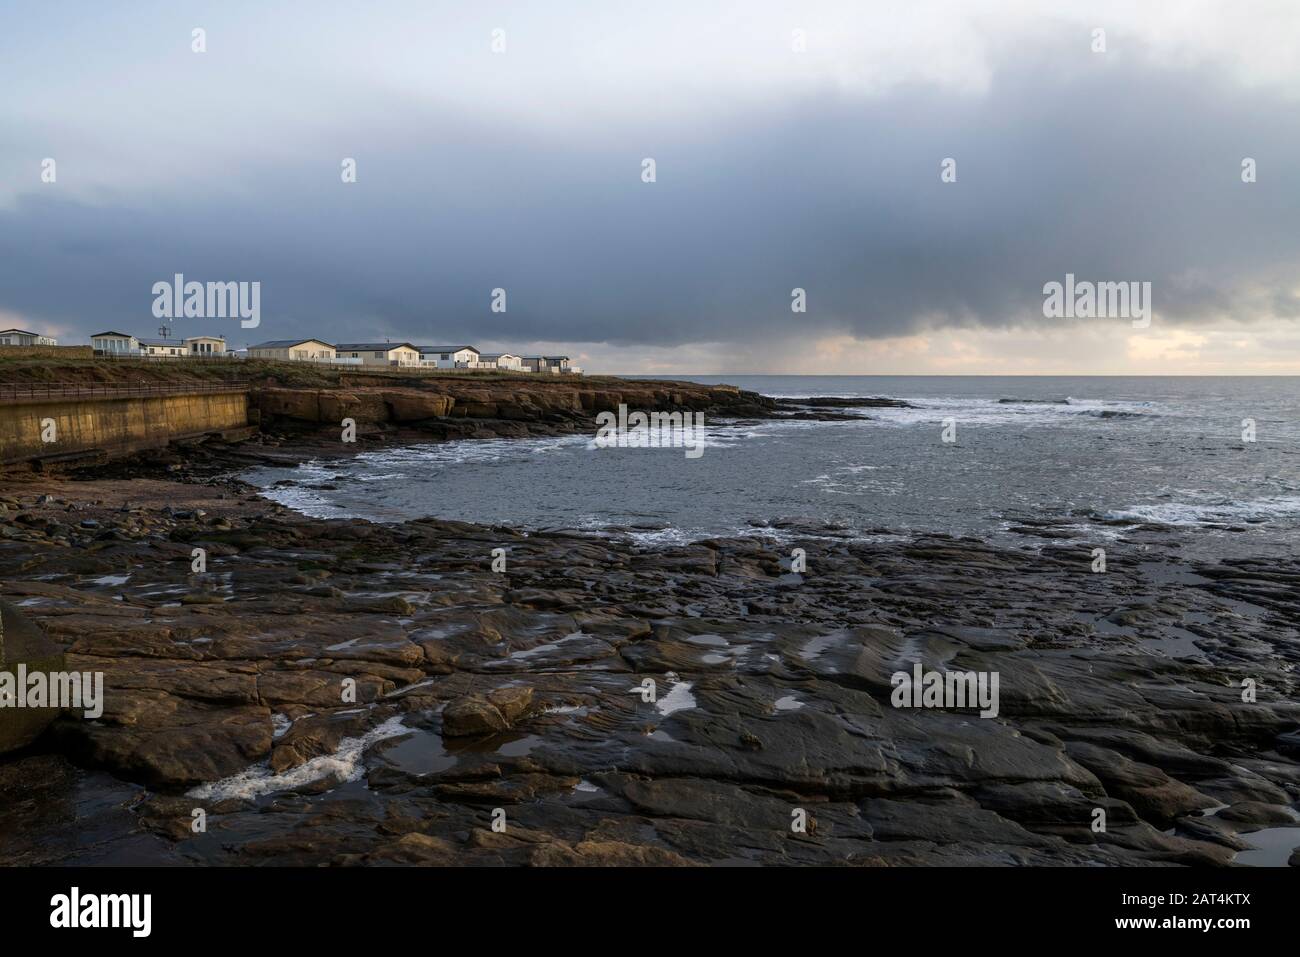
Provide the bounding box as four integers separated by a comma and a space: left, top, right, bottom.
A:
623, 526, 699, 546
619, 521, 905, 547
1104, 496, 1300, 527
861, 396, 1155, 427
259, 484, 363, 519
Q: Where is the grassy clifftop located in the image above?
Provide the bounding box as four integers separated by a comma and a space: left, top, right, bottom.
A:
0, 354, 687, 391
0, 354, 333, 387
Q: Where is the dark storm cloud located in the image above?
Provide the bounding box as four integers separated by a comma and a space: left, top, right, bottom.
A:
2, 41, 1297, 348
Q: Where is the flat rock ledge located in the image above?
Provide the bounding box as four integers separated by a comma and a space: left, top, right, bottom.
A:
0, 483, 1298, 867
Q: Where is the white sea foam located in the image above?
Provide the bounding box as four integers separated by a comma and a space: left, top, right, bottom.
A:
1106, 496, 1300, 527
187, 715, 410, 802
259, 483, 360, 519
862, 396, 1156, 428
624, 526, 698, 546
254, 436, 590, 518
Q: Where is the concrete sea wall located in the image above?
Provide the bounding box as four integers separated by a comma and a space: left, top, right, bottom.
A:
0, 387, 252, 466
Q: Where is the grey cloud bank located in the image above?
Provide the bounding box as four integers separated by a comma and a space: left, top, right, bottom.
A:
1, 13, 1297, 362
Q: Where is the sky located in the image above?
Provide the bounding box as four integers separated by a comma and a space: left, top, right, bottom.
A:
1, 0, 1297, 374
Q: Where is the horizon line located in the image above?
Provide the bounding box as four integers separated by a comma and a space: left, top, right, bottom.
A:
607, 372, 1300, 378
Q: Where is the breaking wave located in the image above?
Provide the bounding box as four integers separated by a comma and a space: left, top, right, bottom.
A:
1105, 496, 1300, 527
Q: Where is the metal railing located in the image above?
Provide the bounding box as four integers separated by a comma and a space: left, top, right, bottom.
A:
0, 381, 251, 401
93, 351, 246, 361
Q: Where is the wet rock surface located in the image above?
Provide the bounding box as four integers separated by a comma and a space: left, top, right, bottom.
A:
0, 470, 1297, 866
0, 599, 66, 753
767, 396, 915, 422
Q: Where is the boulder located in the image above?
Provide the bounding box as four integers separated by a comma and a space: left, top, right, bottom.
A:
56, 696, 274, 788
442, 695, 509, 737
442, 687, 534, 736
487, 686, 534, 723
0, 600, 67, 753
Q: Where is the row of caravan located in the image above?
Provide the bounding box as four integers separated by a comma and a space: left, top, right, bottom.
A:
247, 340, 578, 373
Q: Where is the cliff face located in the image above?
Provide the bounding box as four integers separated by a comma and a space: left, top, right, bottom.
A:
254, 378, 776, 433
0, 362, 782, 469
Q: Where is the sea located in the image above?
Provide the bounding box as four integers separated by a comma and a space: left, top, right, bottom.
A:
245, 376, 1300, 562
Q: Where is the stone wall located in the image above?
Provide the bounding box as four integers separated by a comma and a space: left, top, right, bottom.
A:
0, 345, 93, 358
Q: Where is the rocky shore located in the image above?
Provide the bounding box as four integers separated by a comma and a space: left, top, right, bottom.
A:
2, 434, 1299, 864
247, 378, 910, 443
